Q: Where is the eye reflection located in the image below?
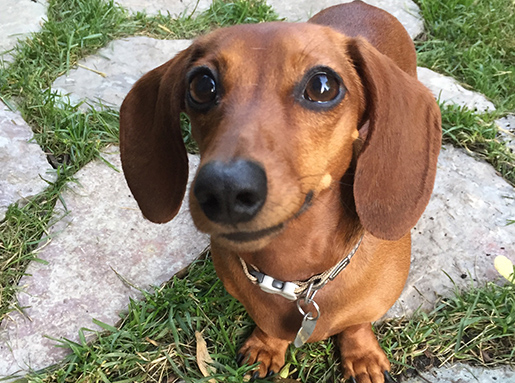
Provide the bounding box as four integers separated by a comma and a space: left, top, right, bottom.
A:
189, 73, 217, 105
304, 73, 340, 103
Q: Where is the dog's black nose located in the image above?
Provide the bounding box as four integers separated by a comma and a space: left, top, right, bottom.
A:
193, 159, 267, 224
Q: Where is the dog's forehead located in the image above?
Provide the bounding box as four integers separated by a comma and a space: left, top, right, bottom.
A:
193, 22, 347, 72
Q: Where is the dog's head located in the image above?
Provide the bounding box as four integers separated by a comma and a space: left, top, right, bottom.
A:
120, 22, 441, 251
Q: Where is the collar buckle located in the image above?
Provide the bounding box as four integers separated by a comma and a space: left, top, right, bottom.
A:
249, 270, 299, 301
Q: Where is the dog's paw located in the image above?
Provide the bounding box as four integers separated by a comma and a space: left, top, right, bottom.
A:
237, 327, 289, 379
338, 323, 394, 383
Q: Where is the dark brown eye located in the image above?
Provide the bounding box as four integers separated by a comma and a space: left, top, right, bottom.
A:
304, 72, 340, 102
189, 73, 217, 105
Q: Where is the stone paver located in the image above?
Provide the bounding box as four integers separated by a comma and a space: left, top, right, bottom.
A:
0, 0, 48, 62
0, 150, 209, 378
418, 67, 496, 112
116, 0, 212, 16
52, 37, 192, 109
388, 145, 515, 317
404, 363, 515, 383
0, 102, 55, 221
267, 0, 424, 39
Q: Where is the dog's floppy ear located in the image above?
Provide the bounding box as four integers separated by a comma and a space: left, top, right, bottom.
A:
349, 38, 441, 241
120, 48, 192, 223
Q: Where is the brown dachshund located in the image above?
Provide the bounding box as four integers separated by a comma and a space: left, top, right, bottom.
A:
119, 1, 441, 382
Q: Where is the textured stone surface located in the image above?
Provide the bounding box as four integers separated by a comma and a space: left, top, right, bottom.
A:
115, 0, 212, 16
388, 145, 515, 318
403, 363, 515, 383
496, 114, 515, 153
52, 37, 192, 109
0, 0, 48, 61
0, 150, 208, 378
0, 102, 54, 221
267, 0, 424, 39
418, 67, 496, 112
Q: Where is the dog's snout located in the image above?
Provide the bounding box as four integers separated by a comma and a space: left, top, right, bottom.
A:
193, 159, 267, 224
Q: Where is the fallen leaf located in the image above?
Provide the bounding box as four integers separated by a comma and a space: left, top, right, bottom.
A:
195, 331, 217, 383
494, 255, 514, 283
279, 363, 291, 378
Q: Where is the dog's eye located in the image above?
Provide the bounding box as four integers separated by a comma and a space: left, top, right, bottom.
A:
304, 72, 340, 103
189, 73, 217, 105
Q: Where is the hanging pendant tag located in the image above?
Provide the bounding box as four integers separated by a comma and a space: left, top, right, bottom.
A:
293, 312, 318, 348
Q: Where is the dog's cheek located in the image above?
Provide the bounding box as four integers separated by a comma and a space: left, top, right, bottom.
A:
322, 103, 363, 178
187, 110, 225, 153
291, 109, 356, 192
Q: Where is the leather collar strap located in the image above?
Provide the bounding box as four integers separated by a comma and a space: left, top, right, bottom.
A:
239, 235, 364, 301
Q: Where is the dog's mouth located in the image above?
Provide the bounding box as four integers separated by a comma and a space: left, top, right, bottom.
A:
219, 191, 314, 243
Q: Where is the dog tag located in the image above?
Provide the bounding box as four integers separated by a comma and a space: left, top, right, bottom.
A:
293, 312, 318, 348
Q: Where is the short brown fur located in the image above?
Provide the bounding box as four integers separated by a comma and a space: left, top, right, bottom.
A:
120, 2, 441, 382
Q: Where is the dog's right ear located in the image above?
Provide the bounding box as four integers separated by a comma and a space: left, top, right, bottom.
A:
120, 47, 193, 223
348, 38, 441, 241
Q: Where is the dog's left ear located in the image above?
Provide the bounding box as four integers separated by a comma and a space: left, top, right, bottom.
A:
349, 38, 441, 241
120, 48, 193, 223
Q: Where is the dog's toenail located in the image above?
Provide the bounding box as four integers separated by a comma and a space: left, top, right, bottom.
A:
384, 370, 397, 383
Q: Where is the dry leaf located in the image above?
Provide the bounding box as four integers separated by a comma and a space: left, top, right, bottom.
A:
279, 363, 291, 378
195, 331, 217, 382
494, 255, 514, 283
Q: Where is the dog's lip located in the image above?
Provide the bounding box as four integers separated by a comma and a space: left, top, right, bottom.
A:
220, 191, 314, 243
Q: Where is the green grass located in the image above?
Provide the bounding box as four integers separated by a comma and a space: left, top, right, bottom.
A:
415, 0, 515, 112
20, 257, 515, 383
0, 0, 514, 382
416, 0, 515, 185
415, 0, 515, 186
379, 281, 515, 373
440, 104, 515, 185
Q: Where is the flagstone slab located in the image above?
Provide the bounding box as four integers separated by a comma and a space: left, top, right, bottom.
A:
0, 0, 48, 62
403, 363, 515, 383
387, 145, 515, 318
115, 0, 212, 16
0, 102, 55, 221
418, 67, 496, 112
52, 37, 192, 109
266, 0, 424, 39
0, 149, 208, 379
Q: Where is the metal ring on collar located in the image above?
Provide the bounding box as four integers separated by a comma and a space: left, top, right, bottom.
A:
296, 298, 320, 320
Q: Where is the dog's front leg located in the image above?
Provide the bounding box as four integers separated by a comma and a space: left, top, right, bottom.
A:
237, 326, 290, 379
337, 323, 396, 383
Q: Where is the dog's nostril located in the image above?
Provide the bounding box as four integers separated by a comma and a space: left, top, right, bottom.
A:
197, 192, 219, 209
236, 191, 259, 208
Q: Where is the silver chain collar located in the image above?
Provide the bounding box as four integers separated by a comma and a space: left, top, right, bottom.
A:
239, 234, 364, 302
